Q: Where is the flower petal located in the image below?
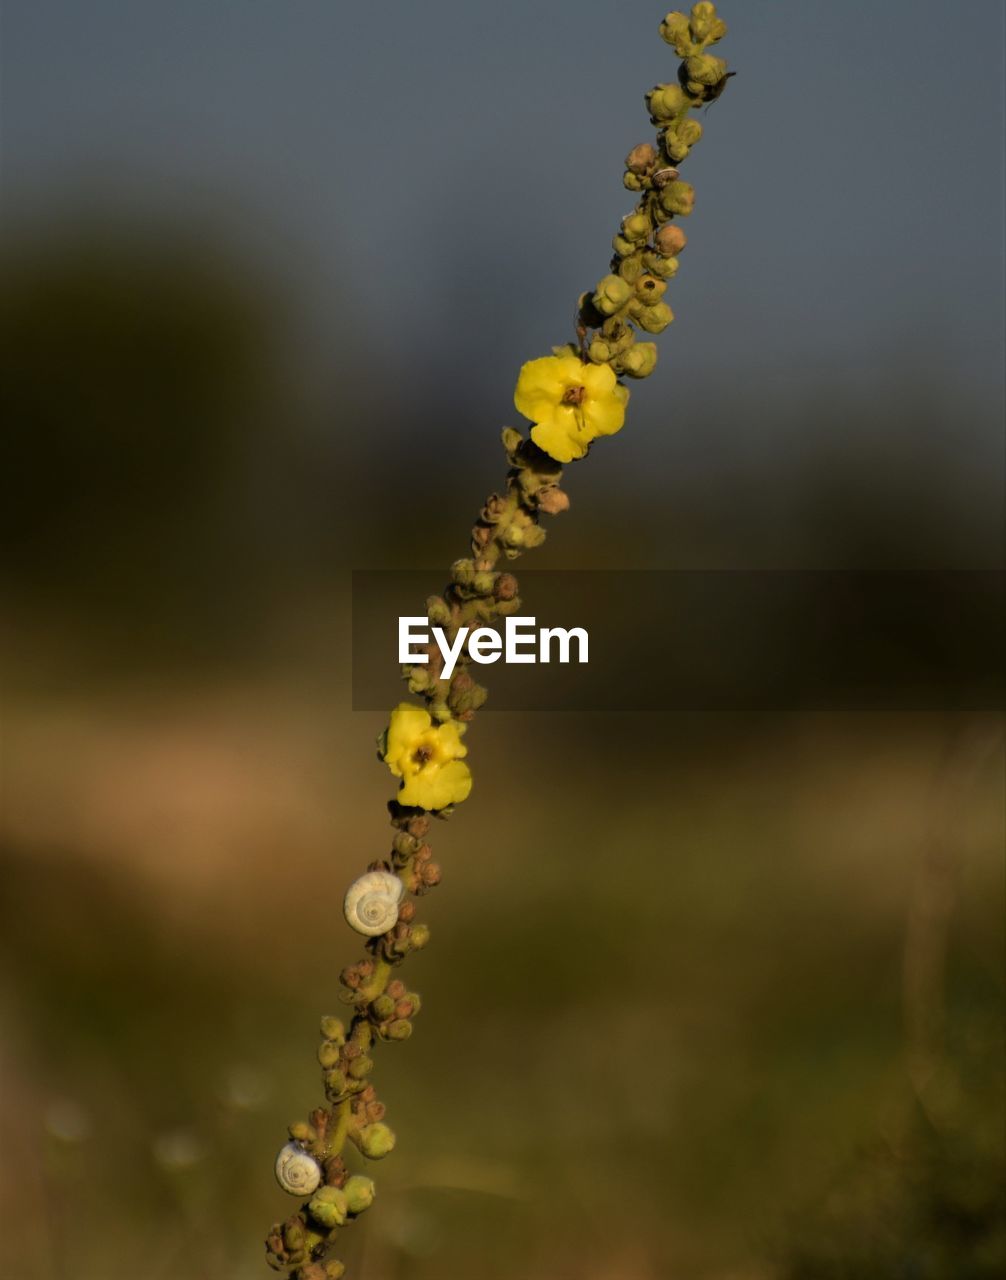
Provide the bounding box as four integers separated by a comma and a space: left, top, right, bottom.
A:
583, 384, 628, 438
399, 759, 472, 810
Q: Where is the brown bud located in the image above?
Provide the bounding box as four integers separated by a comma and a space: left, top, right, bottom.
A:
405, 814, 430, 839
387, 979, 406, 999
654, 224, 687, 256
420, 862, 442, 887
625, 142, 657, 174
537, 487, 570, 515
397, 900, 416, 923
494, 572, 519, 601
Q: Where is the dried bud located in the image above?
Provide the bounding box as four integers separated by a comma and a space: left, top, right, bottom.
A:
654, 224, 687, 256
537, 487, 571, 516
625, 142, 657, 174
494, 572, 519, 601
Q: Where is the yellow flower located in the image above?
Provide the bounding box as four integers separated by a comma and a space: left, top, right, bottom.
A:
384, 702, 472, 810
514, 352, 629, 464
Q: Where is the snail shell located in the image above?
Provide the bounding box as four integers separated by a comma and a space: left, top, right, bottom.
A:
344, 870, 404, 937
275, 1141, 322, 1196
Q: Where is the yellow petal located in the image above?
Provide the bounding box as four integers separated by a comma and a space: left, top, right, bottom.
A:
531, 415, 588, 464
399, 759, 472, 810
435, 720, 468, 761
580, 361, 618, 397
514, 356, 564, 422
385, 702, 431, 771
583, 384, 628, 438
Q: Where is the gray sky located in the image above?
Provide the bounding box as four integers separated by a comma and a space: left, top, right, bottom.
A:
3, 0, 1004, 554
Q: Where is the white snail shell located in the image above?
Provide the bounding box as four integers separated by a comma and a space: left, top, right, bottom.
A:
344, 870, 404, 937
275, 1142, 322, 1196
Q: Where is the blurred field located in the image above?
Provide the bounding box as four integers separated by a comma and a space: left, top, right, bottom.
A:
1, 662, 1002, 1278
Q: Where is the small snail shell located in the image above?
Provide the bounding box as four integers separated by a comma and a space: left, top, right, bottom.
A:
344, 870, 404, 937
275, 1141, 322, 1196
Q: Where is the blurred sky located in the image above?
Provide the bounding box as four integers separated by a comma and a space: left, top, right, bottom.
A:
2, 0, 1004, 564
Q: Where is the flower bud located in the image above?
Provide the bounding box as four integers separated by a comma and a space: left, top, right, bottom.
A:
324, 1263, 346, 1280
371, 995, 395, 1022
634, 274, 667, 303
641, 251, 680, 279
426, 595, 451, 626
636, 302, 675, 334
646, 83, 690, 123
347, 1055, 374, 1081
317, 1041, 342, 1069
685, 53, 727, 86
410, 923, 431, 949
344, 1175, 376, 1215
319, 1016, 345, 1043
386, 1018, 412, 1041
588, 338, 612, 364
622, 171, 644, 192
654, 224, 687, 256
307, 1186, 349, 1230
619, 343, 659, 378
689, 2, 726, 44
358, 1122, 396, 1160
537, 487, 570, 515
494, 572, 518, 601
625, 142, 657, 174
324, 1069, 349, 1098
659, 11, 693, 56
592, 274, 633, 316
659, 180, 695, 216
622, 211, 651, 242
617, 255, 644, 285
611, 234, 636, 258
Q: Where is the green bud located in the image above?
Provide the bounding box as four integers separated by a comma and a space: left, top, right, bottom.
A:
386, 1019, 412, 1041
659, 11, 693, 56
618, 343, 658, 379
622, 171, 644, 192
634, 274, 667, 303
641, 251, 680, 280
472, 570, 496, 595
283, 1220, 306, 1251
317, 1040, 342, 1069
501, 426, 523, 458
689, 2, 727, 44
308, 1186, 349, 1230
592, 274, 633, 316
659, 180, 695, 216
358, 1122, 396, 1160
617, 255, 644, 285
636, 302, 674, 334
324, 1264, 346, 1280
289, 1120, 315, 1143
410, 923, 430, 949
371, 995, 395, 1022
588, 338, 613, 364
646, 83, 690, 123
347, 1055, 374, 1081
621, 211, 651, 242
343, 1174, 376, 1215
324, 1069, 349, 1098
685, 53, 727, 86
426, 595, 451, 626
405, 991, 422, 1014
611, 234, 636, 258
319, 1016, 345, 1043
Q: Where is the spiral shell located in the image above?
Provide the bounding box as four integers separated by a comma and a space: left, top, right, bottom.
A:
344, 870, 404, 937
275, 1142, 322, 1196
